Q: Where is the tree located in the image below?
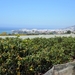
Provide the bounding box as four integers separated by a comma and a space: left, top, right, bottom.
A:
0, 32, 7, 36
66, 30, 71, 34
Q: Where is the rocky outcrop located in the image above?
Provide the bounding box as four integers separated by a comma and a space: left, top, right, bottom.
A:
44, 61, 75, 75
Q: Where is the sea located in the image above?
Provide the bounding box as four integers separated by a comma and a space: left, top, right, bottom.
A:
0, 27, 58, 34
0, 27, 19, 34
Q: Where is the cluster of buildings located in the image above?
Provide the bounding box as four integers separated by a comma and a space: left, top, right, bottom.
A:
12, 27, 75, 34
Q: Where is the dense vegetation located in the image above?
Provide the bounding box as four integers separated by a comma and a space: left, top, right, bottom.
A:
0, 37, 75, 75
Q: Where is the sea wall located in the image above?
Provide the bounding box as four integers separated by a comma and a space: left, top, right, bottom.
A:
44, 61, 75, 75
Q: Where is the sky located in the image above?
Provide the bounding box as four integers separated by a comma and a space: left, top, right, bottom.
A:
0, 0, 75, 29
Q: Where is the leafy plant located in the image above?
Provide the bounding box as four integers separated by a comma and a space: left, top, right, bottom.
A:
0, 37, 75, 75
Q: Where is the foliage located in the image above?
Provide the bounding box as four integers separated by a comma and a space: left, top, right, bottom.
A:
0, 37, 75, 75
66, 30, 71, 34
0, 32, 8, 36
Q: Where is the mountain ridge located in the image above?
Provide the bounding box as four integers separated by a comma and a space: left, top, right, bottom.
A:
63, 25, 75, 31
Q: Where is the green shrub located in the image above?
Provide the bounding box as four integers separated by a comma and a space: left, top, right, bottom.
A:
0, 37, 75, 75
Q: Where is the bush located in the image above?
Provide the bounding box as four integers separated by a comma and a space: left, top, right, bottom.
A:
0, 37, 75, 75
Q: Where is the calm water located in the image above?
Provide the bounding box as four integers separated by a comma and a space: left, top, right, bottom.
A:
0, 27, 19, 34
0, 29, 12, 34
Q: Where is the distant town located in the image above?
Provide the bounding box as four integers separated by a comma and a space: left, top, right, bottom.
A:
12, 25, 75, 35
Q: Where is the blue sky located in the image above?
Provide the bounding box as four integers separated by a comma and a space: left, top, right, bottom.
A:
0, 0, 75, 29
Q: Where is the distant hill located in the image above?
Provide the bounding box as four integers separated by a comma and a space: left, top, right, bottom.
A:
63, 25, 75, 31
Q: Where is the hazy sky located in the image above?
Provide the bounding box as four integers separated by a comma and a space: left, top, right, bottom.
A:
0, 0, 75, 29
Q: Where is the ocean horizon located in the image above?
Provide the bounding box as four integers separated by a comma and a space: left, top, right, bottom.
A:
0, 27, 19, 34
0, 27, 60, 34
